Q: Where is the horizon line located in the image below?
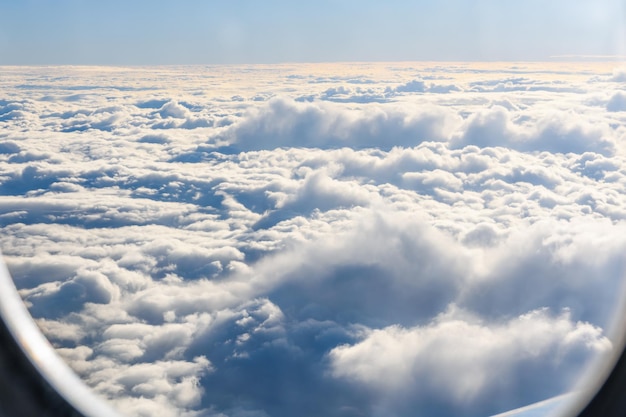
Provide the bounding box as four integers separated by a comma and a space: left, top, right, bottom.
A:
1, 58, 625, 68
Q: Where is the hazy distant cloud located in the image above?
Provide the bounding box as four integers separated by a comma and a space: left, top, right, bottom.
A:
610, 67, 626, 82
467, 77, 585, 94
139, 133, 171, 144
393, 79, 427, 93
387, 78, 461, 95
297, 79, 462, 104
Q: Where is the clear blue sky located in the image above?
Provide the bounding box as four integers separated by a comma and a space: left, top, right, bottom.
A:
0, 0, 624, 64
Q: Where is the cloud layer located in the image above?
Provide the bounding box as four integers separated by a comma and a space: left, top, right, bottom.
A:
1, 62, 626, 417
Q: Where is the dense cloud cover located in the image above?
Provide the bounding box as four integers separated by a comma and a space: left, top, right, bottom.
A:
1, 62, 626, 417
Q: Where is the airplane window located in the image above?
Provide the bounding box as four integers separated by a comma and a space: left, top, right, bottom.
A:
1, 2, 626, 417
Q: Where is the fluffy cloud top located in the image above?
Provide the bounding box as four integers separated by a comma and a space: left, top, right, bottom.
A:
329, 307, 609, 415
216, 96, 460, 151
607, 91, 626, 112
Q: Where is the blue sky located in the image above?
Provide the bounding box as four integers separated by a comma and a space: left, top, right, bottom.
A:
0, 0, 624, 64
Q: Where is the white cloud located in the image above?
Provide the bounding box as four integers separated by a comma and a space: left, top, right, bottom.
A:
386, 78, 461, 95
217, 96, 461, 151
610, 67, 626, 82
329, 307, 610, 404
1, 62, 626, 417
607, 91, 626, 112
450, 105, 616, 156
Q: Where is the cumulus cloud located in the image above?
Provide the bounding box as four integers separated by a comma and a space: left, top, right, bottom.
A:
0, 141, 21, 154
450, 105, 616, 156
607, 91, 626, 112
213, 97, 461, 151
329, 307, 610, 415
1, 62, 626, 417
609, 67, 626, 82
386, 78, 461, 95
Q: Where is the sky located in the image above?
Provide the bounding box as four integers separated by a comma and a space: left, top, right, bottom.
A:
2, 61, 626, 417
0, 0, 625, 64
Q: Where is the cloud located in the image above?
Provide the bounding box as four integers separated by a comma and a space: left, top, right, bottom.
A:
328, 307, 610, 416
252, 169, 375, 230
392, 79, 427, 93
23, 268, 116, 318
215, 97, 461, 151
450, 106, 616, 156
0, 100, 30, 121
77, 354, 212, 417
296, 79, 462, 104
609, 67, 626, 82
467, 77, 586, 94
150, 100, 214, 129
607, 91, 626, 112
2, 62, 626, 417
138, 134, 171, 144
459, 218, 626, 331
386, 79, 461, 95
0, 141, 21, 154
157, 101, 192, 119
261, 210, 468, 327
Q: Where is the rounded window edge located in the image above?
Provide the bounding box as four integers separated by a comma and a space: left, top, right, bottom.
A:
0, 256, 121, 417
